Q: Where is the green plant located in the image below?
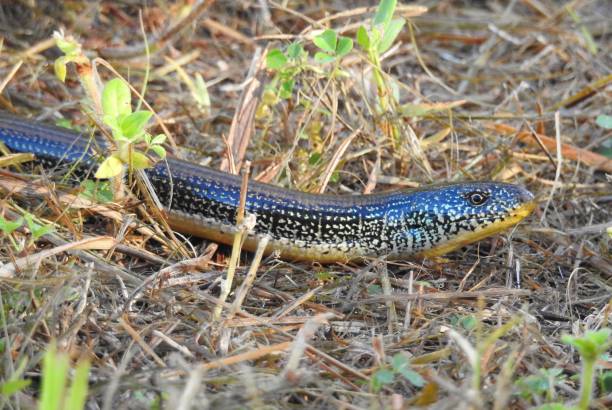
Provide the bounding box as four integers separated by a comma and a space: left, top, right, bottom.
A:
0, 358, 31, 398
561, 328, 611, 410
515, 368, 566, 403
53, 32, 87, 84
265, 42, 309, 100
312, 29, 353, 64
23, 213, 54, 243
450, 314, 478, 331
53, 32, 101, 112
95, 78, 166, 179
0, 215, 23, 250
370, 352, 424, 393
264, 27, 352, 102
595, 114, 612, 165
39, 340, 90, 410
356, 0, 405, 115
599, 370, 612, 394
0, 213, 53, 250
79, 180, 114, 203
52, 32, 165, 196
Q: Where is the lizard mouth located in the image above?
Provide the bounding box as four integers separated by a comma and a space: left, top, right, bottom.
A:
420, 200, 536, 258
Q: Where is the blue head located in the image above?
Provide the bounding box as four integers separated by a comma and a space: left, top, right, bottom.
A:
390, 182, 535, 257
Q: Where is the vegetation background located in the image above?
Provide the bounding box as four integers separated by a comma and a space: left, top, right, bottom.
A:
0, 0, 610, 409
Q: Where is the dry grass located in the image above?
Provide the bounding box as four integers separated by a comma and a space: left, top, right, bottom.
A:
0, 1, 610, 409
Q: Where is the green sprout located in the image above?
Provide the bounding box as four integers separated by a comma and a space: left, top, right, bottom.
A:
23, 213, 54, 243
515, 368, 566, 403
356, 0, 405, 109
95, 78, 166, 179
39, 340, 91, 410
370, 352, 424, 393
312, 29, 353, 64
265, 42, 309, 100
561, 328, 611, 410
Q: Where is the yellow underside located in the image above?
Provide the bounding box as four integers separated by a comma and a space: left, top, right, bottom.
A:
166, 201, 535, 262
166, 212, 353, 263
418, 201, 536, 258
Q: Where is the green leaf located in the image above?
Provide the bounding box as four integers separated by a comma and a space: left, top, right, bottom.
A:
600, 371, 612, 394
308, 152, 322, 165
286, 42, 304, 59
40, 341, 69, 410
150, 145, 166, 159
314, 52, 336, 64
55, 118, 73, 129
399, 368, 425, 387
102, 79, 132, 119
194, 73, 211, 108
0, 379, 31, 396
373, 0, 397, 28
65, 359, 90, 410
356, 26, 370, 50
101, 114, 120, 135
151, 134, 167, 145
80, 180, 114, 203
0, 216, 23, 235
599, 146, 612, 159
266, 49, 288, 70
562, 329, 611, 361
119, 111, 152, 141
378, 18, 405, 53
54, 57, 67, 82
279, 79, 295, 99
53, 33, 80, 57
596, 114, 612, 129
392, 353, 425, 387
391, 353, 409, 372
315, 271, 334, 281
453, 314, 477, 331
31, 225, 54, 241
95, 155, 124, 179
23, 213, 53, 241
313, 29, 337, 53
336, 37, 353, 57
369, 27, 382, 48
371, 368, 394, 392
130, 151, 151, 170
330, 170, 340, 183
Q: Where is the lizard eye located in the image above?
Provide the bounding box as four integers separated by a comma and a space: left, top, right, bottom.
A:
466, 191, 489, 206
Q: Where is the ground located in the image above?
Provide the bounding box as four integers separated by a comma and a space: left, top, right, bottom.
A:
0, 1, 610, 409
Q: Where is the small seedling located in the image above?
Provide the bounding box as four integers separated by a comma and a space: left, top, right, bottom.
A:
356, 0, 405, 110
80, 180, 114, 203
23, 213, 54, 243
595, 114, 612, 161
450, 314, 478, 331
0, 213, 53, 250
39, 341, 91, 410
561, 328, 611, 410
312, 29, 353, 64
95, 78, 166, 179
265, 42, 309, 100
599, 370, 612, 394
0, 215, 23, 237
0, 358, 30, 398
370, 352, 424, 393
53, 31, 87, 83
515, 368, 566, 403
355, 0, 407, 148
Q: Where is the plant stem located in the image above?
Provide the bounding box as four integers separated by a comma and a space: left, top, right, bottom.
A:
578, 358, 594, 410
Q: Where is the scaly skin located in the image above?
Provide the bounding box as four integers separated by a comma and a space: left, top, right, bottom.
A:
0, 112, 535, 261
